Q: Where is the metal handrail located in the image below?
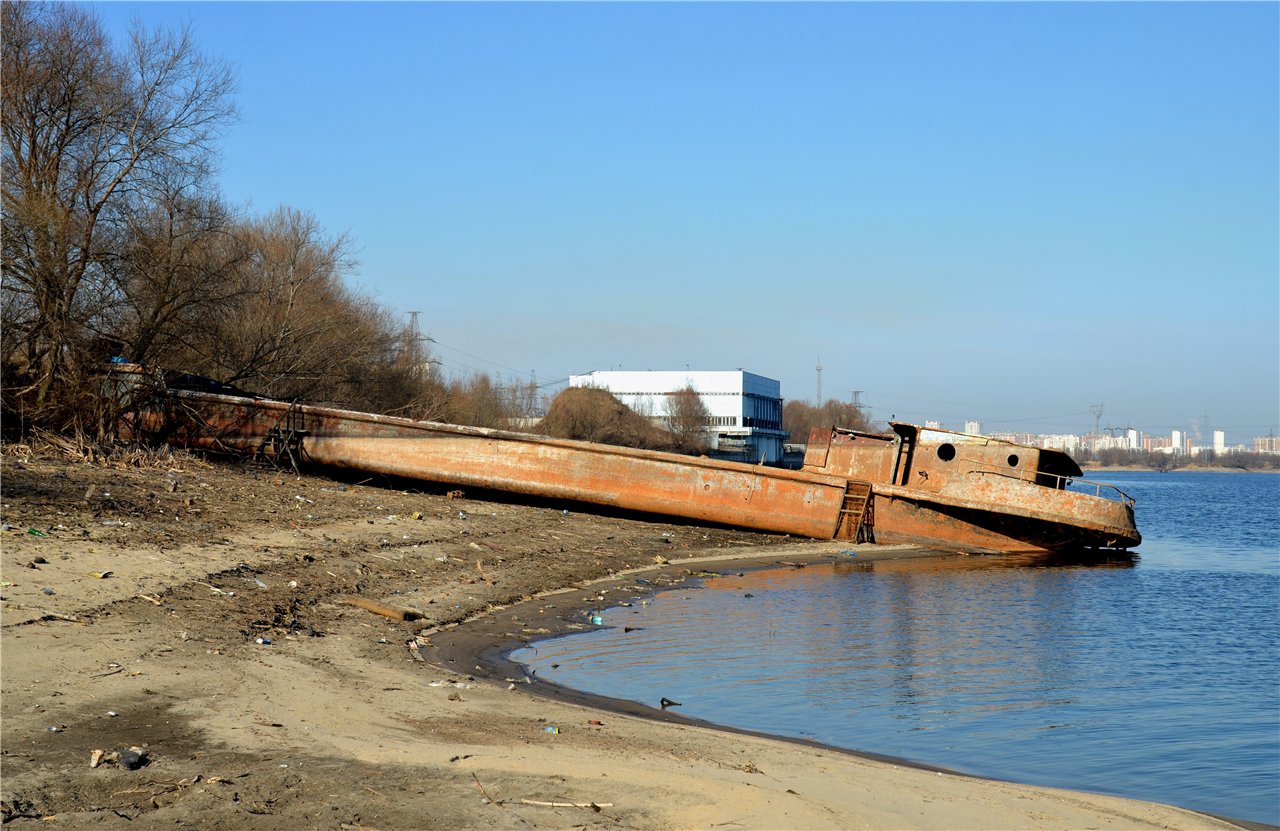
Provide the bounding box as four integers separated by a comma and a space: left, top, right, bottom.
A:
965, 465, 1135, 506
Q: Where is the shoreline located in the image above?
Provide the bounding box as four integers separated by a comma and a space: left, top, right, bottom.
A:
427, 544, 1272, 831
431, 543, 956, 744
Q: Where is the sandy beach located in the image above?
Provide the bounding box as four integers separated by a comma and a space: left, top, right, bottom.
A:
0, 448, 1257, 830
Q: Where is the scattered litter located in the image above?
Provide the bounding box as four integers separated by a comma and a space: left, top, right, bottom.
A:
107, 711, 118, 717
47, 725, 64, 733
288, 580, 298, 588
520, 798, 613, 809
26, 528, 47, 537
839, 549, 859, 557
294, 495, 314, 504
41, 587, 55, 596
253, 578, 268, 589
653, 555, 669, 565
562, 509, 570, 516
411, 511, 423, 520
341, 596, 422, 622
116, 746, 149, 770
660, 697, 681, 709
542, 725, 560, 734
0, 524, 18, 532
88, 571, 113, 579
89, 749, 105, 768
255, 637, 272, 645
588, 719, 604, 726
457, 510, 467, 519
590, 614, 603, 625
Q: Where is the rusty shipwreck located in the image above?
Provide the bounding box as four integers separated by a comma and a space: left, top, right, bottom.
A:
136, 380, 1139, 555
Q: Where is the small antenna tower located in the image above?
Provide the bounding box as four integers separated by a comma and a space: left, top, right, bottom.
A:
1090, 403, 1105, 436
815, 354, 823, 404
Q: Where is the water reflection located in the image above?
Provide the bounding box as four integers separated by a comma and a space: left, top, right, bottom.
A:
515, 537, 1278, 824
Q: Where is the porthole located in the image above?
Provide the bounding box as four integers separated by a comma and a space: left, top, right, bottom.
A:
936, 443, 956, 462
1007, 454, 1019, 467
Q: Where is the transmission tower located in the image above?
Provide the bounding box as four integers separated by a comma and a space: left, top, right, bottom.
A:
815, 355, 823, 404
1090, 403, 1105, 436
850, 390, 866, 424
407, 310, 422, 361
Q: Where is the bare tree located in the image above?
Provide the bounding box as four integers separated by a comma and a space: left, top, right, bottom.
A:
105, 188, 245, 367
664, 385, 711, 454
2, 1, 236, 432
187, 207, 361, 398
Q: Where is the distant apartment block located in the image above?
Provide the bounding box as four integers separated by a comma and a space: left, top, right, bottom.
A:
568, 369, 787, 464
1255, 435, 1280, 454
1040, 434, 1081, 453
863, 412, 1263, 459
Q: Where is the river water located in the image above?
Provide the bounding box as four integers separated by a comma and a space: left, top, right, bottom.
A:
513, 471, 1280, 825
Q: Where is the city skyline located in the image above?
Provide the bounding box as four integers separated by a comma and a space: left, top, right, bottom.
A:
88, 2, 1279, 442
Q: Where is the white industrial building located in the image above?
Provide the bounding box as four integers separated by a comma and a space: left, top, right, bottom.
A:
568, 370, 788, 464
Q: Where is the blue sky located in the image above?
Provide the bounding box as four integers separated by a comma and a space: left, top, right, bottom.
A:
89, 2, 1278, 442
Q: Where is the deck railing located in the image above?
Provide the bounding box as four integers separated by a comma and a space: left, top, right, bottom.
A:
966, 465, 1135, 506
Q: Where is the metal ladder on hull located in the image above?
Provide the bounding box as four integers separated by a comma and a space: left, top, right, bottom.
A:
836, 480, 874, 542
254, 401, 309, 473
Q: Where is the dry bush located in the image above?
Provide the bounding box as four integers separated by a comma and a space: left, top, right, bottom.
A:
783, 399, 876, 440
4, 428, 211, 470
441, 373, 513, 429
538, 387, 678, 451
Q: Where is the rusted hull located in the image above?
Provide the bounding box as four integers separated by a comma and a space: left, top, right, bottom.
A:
147, 391, 850, 539
875, 491, 1136, 550
864, 472, 1140, 554
140, 390, 1140, 552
